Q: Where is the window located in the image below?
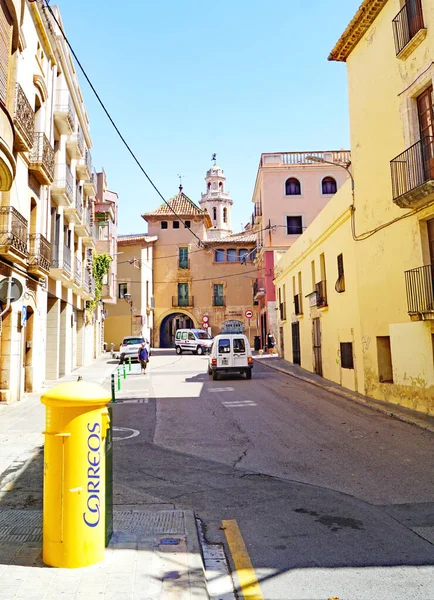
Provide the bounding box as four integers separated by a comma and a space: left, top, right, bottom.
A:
176, 331, 181, 340
223, 207, 227, 223
219, 182, 223, 190
208, 182, 211, 190
188, 332, 195, 341
336, 253, 345, 292
173, 221, 180, 229
227, 248, 237, 262
340, 342, 354, 369
218, 338, 231, 354
213, 283, 224, 306
285, 177, 301, 195
213, 207, 217, 220
177, 283, 189, 307
161, 221, 168, 229
184, 220, 191, 228
118, 283, 128, 299
322, 176, 337, 195
377, 336, 393, 383
179, 247, 188, 269
181, 331, 188, 340
215, 248, 225, 262
286, 216, 303, 235
233, 338, 246, 353
239, 248, 249, 263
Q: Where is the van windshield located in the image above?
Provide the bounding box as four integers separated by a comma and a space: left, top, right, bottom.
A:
197, 332, 211, 339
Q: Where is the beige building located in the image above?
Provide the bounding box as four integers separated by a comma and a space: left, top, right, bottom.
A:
104, 234, 156, 350
0, 3, 112, 402
142, 161, 259, 347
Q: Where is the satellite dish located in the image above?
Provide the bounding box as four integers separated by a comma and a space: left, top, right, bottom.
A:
0, 278, 24, 303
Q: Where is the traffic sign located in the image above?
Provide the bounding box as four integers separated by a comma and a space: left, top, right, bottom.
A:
202, 315, 209, 324
21, 305, 27, 327
245, 310, 253, 319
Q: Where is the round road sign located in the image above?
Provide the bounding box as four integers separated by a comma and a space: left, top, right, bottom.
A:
202, 315, 209, 324
245, 310, 253, 319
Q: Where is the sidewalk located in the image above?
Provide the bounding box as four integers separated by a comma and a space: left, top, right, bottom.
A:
254, 353, 434, 434
0, 355, 209, 600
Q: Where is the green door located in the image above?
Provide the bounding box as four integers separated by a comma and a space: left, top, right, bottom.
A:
178, 283, 189, 307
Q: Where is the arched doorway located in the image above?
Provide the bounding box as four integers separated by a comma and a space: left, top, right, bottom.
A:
159, 312, 194, 348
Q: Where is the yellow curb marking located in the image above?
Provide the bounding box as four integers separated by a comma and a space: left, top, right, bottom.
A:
222, 519, 264, 599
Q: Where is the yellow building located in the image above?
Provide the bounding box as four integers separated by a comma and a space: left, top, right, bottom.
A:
275, 0, 434, 415
142, 169, 259, 347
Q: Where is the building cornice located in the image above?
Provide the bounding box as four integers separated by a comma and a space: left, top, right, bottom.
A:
328, 0, 388, 62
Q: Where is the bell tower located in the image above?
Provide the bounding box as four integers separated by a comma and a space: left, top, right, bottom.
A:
199, 155, 233, 239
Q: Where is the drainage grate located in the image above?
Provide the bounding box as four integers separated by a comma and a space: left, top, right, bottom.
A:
0, 509, 42, 542
113, 510, 185, 534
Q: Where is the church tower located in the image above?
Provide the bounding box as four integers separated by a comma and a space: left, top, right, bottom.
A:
199, 156, 233, 239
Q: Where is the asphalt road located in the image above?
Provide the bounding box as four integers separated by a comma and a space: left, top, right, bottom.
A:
112, 350, 434, 600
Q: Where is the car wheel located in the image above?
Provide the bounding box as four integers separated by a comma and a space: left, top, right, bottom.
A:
176, 346, 182, 355
246, 369, 252, 380
212, 371, 218, 381
197, 346, 204, 355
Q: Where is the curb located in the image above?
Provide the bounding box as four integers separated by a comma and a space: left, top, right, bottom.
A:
184, 510, 210, 599
255, 358, 434, 434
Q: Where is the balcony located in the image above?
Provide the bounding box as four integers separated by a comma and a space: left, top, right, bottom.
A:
404, 264, 434, 319
213, 296, 225, 307
0, 206, 28, 264
14, 84, 35, 152
84, 170, 97, 196
28, 233, 51, 276
74, 257, 82, 288
294, 293, 303, 316
65, 193, 84, 226
29, 132, 54, 185
51, 244, 72, 281
51, 163, 74, 207
76, 149, 92, 181
83, 270, 95, 299
253, 279, 266, 301
80, 209, 95, 247
172, 296, 194, 308
392, 0, 426, 59
53, 89, 75, 135
66, 128, 85, 159
315, 280, 328, 308
390, 137, 434, 208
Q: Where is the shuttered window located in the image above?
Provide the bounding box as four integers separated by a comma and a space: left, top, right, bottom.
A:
340, 342, 354, 369
0, 1, 12, 106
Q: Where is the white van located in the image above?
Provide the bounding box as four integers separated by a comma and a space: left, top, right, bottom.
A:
208, 334, 253, 380
175, 329, 213, 355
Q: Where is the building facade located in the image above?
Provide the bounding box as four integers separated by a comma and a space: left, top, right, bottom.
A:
142, 162, 259, 347
251, 151, 350, 349
103, 234, 156, 350
275, 0, 434, 415
0, 3, 109, 402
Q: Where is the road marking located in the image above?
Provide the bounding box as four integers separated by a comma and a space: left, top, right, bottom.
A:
112, 426, 140, 441
222, 519, 264, 599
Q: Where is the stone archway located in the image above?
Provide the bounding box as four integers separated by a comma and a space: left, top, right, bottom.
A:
158, 311, 195, 348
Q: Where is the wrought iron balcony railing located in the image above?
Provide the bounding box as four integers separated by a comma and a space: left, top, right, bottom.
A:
315, 280, 328, 308
405, 264, 434, 314
75, 257, 82, 286
392, 0, 425, 56
28, 233, 50, 272
213, 296, 225, 307
29, 132, 55, 183
0, 206, 28, 255
294, 293, 303, 315
84, 269, 91, 293
390, 137, 434, 203
52, 244, 72, 276
53, 163, 74, 202
172, 296, 194, 307
14, 84, 35, 151
54, 89, 75, 131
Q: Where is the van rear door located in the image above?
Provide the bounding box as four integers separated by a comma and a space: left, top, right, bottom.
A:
217, 337, 232, 368
233, 337, 247, 370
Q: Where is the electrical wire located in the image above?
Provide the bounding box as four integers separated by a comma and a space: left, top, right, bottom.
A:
40, 0, 211, 251
114, 267, 259, 285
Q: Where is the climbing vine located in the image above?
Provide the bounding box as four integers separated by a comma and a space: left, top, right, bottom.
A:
85, 253, 112, 317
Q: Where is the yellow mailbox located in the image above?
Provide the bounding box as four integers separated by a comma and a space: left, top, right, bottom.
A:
41, 381, 111, 568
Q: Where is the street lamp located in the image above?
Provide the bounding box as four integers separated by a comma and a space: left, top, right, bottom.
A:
306, 155, 354, 198
123, 292, 133, 335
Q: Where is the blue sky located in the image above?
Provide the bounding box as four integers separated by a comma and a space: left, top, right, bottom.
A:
55, 0, 361, 235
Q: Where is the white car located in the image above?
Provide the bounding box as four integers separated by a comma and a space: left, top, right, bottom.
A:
119, 336, 150, 364
175, 329, 213, 355
208, 333, 253, 380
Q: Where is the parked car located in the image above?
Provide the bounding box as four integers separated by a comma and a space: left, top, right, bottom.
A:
119, 336, 150, 364
175, 329, 213, 355
208, 334, 253, 380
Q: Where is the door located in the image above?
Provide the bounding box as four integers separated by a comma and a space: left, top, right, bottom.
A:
312, 318, 322, 376
417, 86, 434, 181
178, 283, 189, 307
217, 337, 232, 368
233, 336, 247, 370
291, 322, 300, 365
427, 219, 434, 309
407, 0, 423, 39
279, 326, 285, 358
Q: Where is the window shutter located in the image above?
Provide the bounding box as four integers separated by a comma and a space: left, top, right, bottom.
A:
0, 1, 12, 106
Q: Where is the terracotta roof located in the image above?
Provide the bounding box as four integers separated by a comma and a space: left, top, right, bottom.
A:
206, 232, 257, 245
328, 0, 388, 62
142, 188, 212, 227
118, 234, 157, 245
